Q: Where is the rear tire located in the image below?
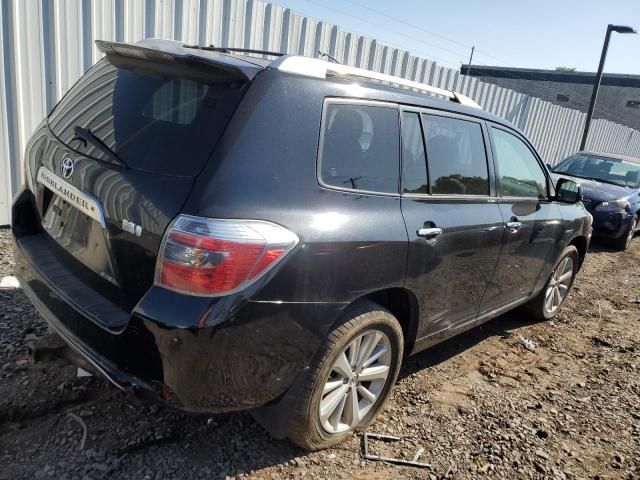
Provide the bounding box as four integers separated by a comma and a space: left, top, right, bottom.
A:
613, 215, 638, 251
287, 300, 403, 451
523, 246, 579, 322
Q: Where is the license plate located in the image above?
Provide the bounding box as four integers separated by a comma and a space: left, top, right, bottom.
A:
37, 166, 106, 228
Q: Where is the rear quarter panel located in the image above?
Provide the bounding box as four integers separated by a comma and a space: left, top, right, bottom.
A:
184, 70, 408, 305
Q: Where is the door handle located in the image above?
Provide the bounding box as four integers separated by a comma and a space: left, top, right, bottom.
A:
506, 220, 522, 232
417, 227, 443, 238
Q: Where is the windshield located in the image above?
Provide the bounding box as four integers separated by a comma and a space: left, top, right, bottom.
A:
552, 153, 640, 188
48, 58, 247, 177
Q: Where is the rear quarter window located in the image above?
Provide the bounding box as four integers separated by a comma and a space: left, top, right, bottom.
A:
319, 102, 399, 194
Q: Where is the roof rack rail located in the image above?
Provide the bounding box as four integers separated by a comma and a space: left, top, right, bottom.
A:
270, 55, 480, 108
183, 44, 285, 57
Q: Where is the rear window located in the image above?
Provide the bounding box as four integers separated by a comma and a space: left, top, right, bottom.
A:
319, 103, 399, 194
48, 58, 247, 177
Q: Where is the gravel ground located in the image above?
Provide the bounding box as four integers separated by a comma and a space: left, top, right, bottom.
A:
1, 227, 639, 479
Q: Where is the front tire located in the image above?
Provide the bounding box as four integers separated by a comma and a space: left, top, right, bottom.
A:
613, 215, 638, 251
287, 300, 403, 451
523, 246, 579, 322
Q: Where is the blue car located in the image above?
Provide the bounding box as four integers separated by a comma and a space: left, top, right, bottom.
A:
551, 151, 640, 250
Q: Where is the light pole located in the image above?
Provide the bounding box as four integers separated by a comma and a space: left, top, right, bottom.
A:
579, 24, 636, 150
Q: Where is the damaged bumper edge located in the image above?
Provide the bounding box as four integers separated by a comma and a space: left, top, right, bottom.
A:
18, 276, 158, 398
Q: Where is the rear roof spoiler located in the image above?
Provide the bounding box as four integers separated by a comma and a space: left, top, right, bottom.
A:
270, 55, 481, 108
95, 39, 264, 81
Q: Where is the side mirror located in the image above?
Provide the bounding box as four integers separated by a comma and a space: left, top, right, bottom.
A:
556, 178, 582, 204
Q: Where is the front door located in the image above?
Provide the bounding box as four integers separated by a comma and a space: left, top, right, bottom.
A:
399, 110, 505, 343
479, 125, 565, 315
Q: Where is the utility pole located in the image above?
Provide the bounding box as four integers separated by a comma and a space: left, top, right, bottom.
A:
579, 24, 636, 150
457, 46, 475, 92
466, 46, 475, 76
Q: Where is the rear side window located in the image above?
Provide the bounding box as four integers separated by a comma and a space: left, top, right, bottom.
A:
422, 115, 489, 195
491, 128, 548, 199
48, 58, 247, 177
319, 103, 399, 194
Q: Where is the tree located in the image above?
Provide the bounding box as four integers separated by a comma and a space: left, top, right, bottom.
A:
555, 66, 576, 72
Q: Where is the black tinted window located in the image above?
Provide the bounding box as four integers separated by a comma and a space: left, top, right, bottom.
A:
320, 103, 399, 193
422, 115, 489, 195
141, 78, 209, 124
492, 128, 547, 198
401, 112, 428, 194
48, 59, 246, 177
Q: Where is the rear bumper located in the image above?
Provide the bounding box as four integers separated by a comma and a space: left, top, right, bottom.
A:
12, 231, 344, 413
18, 273, 157, 398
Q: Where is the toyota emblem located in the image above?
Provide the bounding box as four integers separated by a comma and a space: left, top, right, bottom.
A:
60, 158, 74, 179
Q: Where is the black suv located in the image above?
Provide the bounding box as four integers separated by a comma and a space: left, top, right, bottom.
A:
11, 39, 592, 450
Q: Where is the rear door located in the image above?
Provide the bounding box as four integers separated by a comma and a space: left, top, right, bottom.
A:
25, 44, 251, 316
400, 109, 505, 343
479, 125, 564, 315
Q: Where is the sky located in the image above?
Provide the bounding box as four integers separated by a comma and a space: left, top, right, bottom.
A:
270, 0, 640, 75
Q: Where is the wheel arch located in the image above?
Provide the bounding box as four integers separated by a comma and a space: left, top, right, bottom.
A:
568, 235, 588, 269
346, 287, 420, 356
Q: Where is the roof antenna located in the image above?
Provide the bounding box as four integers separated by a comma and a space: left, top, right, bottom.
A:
318, 51, 341, 64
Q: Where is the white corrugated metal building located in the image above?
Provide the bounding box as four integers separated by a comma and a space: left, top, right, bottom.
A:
1, 0, 639, 225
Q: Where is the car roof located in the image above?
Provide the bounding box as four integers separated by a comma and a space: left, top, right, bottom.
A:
577, 151, 640, 164
322, 74, 512, 127
103, 39, 523, 136
265, 54, 521, 134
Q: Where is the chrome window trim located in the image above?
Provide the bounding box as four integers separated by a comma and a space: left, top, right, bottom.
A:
402, 192, 498, 203
497, 196, 553, 202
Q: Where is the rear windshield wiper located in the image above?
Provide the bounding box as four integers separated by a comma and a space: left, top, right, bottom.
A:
72, 126, 128, 169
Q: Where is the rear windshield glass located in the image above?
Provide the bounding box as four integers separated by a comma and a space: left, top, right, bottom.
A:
48, 58, 247, 177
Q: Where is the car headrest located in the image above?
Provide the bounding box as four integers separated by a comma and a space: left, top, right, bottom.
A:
625, 170, 640, 184
327, 108, 363, 143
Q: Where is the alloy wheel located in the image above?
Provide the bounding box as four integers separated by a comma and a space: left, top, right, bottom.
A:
544, 256, 574, 315
319, 329, 391, 434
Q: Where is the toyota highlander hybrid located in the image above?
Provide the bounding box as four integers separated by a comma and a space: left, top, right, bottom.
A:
11, 39, 592, 450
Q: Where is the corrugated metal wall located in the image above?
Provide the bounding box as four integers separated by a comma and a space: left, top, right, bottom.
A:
1, 0, 640, 225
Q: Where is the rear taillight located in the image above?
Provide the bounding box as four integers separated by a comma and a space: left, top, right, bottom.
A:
155, 215, 299, 296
